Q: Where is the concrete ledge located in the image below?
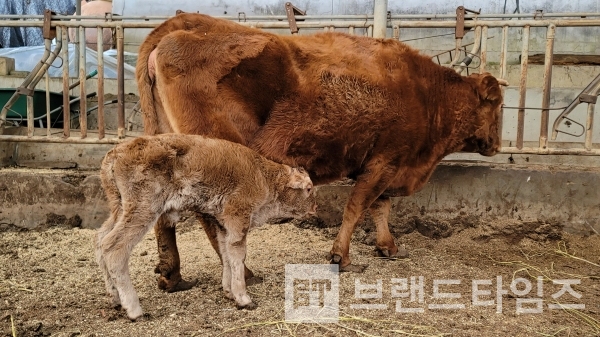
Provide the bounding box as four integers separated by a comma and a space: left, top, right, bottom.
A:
1, 164, 600, 236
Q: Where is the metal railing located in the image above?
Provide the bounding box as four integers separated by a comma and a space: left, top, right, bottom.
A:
0, 10, 599, 155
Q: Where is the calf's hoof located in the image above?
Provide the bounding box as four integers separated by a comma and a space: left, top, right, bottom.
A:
125, 306, 144, 321
236, 301, 258, 310
326, 253, 368, 273
375, 245, 409, 259
157, 276, 198, 293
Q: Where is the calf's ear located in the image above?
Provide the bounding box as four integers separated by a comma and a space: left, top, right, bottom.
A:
286, 167, 313, 190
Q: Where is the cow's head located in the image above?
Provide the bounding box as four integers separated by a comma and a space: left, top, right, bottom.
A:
278, 166, 317, 218
462, 72, 508, 156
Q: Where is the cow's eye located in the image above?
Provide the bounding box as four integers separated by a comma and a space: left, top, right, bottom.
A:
306, 188, 311, 194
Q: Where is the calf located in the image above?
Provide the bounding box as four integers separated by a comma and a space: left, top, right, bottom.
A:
95, 134, 316, 320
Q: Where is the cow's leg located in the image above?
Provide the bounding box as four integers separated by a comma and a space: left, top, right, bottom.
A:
328, 158, 402, 272
201, 215, 258, 283
101, 210, 158, 320
369, 197, 408, 258
95, 210, 122, 308
222, 220, 255, 310
153, 215, 198, 292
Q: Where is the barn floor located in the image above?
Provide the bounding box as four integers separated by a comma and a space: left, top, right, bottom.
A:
0, 219, 599, 337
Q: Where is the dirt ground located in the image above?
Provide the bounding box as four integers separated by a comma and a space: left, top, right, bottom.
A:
0, 217, 599, 337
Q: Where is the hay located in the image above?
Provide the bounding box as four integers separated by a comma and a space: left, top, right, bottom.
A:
218, 313, 447, 337
10, 314, 16, 337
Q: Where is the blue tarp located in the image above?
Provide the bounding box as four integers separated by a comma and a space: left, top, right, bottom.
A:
0, 0, 77, 47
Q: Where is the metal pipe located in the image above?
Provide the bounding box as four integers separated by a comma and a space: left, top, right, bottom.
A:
79, 25, 87, 138
4, 18, 600, 29
539, 24, 556, 150
97, 26, 105, 140
0, 135, 126, 144
455, 27, 480, 75
516, 26, 530, 150
479, 26, 488, 74
500, 147, 600, 155
26, 96, 34, 137
348, 26, 355, 35
373, 0, 388, 38
117, 26, 125, 139
449, 38, 463, 68
62, 27, 70, 138
2, 12, 600, 21
584, 103, 595, 150
45, 66, 50, 136
498, 25, 509, 149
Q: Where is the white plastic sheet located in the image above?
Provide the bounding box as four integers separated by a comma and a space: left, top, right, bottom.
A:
0, 43, 136, 79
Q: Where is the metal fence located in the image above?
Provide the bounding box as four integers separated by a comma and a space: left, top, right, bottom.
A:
0, 9, 600, 156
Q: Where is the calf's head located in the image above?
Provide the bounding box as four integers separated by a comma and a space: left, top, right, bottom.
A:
462, 73, 508, 156
277, 166, 317, 218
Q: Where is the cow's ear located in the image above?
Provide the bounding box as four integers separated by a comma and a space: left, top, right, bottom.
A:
475, 73, 507, 103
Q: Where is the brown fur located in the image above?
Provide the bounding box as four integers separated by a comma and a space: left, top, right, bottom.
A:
136, 13, 505, 278
95, 134, 315, 319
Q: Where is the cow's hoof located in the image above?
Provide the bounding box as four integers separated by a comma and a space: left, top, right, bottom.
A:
223, 290, 234, 300
340, 264, 368, 273
245, 275, 264, 286
326, 253, 368, 273
375, 246, 409, 259
236, 301, 258, 310
158, 276, 198, 293
130, 312, 152, 322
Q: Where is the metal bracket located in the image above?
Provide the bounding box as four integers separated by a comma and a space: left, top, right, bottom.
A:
285, 2, 306, 35
42, 10, 56, 40
534, 10, 544, 20
455, 6, 480, 39
238, 12, 246, 22
176, 9, 185, 15
17, 87, 34, 97
579, 94, 597, 104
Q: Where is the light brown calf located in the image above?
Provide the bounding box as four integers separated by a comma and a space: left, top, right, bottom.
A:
95, 134, 316, 320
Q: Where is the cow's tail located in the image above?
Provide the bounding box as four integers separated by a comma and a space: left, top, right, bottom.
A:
99, 148, 122, 214
136, 38, 160, 136
136, 16, 189, 135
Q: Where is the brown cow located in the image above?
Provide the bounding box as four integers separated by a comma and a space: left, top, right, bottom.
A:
95, 134, 316, 319
136, 13, 507, 291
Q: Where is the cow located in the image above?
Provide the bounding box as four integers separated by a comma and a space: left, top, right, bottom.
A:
136, 13, 508, 292
95, 134, 316, 320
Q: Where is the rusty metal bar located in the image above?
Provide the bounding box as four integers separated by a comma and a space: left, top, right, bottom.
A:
500, 147, 600, 155
78, 25, 87, 138
116, 26, 125, 139
479, 26, 488, 73
4, 18, 600, 30
498, 25, 508, 148
516, 25, 530, 150
45, 68, 50, 136
0, 135, 126, 144
62, 26, 70, 138
27, 96, 34, 137
97, 26, 105, 140
539, 24, 556, 150
584, 103, 595, 150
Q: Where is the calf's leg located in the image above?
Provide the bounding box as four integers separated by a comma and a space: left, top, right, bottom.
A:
369, 197, 408, 258
101, 209, 159, 320
222, 218, 255, 310
95, 210, 121, 308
